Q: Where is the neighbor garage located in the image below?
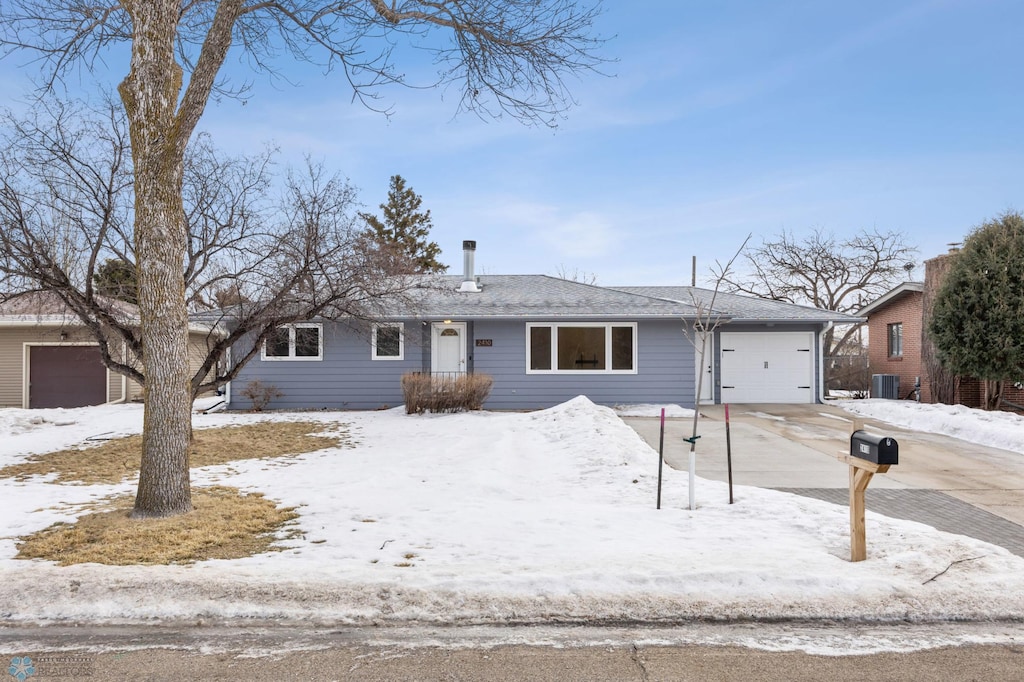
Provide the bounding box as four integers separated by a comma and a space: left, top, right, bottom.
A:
719, 331, 815, 403
28, 345, 107, 408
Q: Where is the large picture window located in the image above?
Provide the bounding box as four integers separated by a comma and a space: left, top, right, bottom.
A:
372, 323, 404, 360
527, 323, 637, 374
262, 323, 323, 361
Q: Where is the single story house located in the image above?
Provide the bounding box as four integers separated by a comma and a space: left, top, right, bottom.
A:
0, 292, 220, 409
226, 241, 860, 411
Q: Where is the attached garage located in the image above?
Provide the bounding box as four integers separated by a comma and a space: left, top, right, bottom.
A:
719, 331, 815, 403
28, 345, 107, 408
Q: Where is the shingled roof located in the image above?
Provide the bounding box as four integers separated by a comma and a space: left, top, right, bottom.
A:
0, 291, 138, 323
613, 286, 862, 324
383, 275, 704, 319
377, 276, 858, 323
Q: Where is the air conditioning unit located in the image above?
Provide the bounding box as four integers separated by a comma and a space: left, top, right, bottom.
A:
872, 374, 900, 400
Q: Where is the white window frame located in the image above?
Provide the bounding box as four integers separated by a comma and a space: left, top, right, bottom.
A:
261, 323, 323, 361
372, 322, 405, 361
525, 322, 638, 375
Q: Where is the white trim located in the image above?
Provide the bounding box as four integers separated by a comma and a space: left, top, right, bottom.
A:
225, 346, 232, 406
111, 338, 128, 404
857, 282, 924, 317
695, 331, 714, 404
525, 322, 638, 375
260, 323, 323, 361
818, 322, 833, 403
431, 321, 467, 374
0, 317, 221, 335
22, 341, 108, 409
371, 322, 405, 360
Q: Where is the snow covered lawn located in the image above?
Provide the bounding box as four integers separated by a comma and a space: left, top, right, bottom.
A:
1, 397, 1023, 626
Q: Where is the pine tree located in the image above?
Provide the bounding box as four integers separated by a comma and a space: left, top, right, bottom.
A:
361, 175, 447, 274
929, 211, 1024, 409
93, 258, 139, 305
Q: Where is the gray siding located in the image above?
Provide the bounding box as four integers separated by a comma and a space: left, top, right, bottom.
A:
471, 319, 695, 410
229, 318, 696, 411
230, 321, 424, 410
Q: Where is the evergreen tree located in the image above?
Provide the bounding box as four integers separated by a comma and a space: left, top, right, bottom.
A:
361, 175, 447, 274
930, 211, 1024, 409
93, 258, 138, 305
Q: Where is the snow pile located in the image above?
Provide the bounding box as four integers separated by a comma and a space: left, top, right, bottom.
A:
613, 403, 695, 418
1, 397, 1023, 626
841, 399, 1024, 455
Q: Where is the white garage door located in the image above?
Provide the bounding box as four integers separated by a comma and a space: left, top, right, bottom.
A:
720, 332, 814, 403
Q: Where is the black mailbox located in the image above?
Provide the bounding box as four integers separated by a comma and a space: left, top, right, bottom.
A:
850, 430, 898, 465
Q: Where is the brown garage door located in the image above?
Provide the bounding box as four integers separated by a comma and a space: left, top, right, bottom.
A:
29, 345, 107, 408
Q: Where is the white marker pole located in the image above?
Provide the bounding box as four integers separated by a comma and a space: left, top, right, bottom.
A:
689, 445, 696, 510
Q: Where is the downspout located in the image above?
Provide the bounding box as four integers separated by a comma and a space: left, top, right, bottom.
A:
818, 321, 834, 403
224, 346, 232, 407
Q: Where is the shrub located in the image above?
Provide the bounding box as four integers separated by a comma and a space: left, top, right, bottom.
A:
401, 373, 494, 414
240, 380, 283, 412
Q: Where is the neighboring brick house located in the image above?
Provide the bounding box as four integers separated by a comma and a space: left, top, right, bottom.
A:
857, 282, 924, 400
860, 251, 1024, 408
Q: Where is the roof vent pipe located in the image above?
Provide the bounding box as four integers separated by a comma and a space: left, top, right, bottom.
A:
458, 240, 482, 292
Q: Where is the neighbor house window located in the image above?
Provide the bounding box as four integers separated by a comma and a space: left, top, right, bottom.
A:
887, 322, 903, 358
262, 323, 323, 361
372, 323, 404, 360
526, 323, 637, 373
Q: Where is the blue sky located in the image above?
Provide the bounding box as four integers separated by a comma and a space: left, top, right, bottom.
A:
4, 0, 1023, 285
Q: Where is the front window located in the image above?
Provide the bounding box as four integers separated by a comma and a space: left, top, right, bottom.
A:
372, 323, 404, 360
887, 322, 903, 358
263, 323, 323, 361
527, 323, 637, 373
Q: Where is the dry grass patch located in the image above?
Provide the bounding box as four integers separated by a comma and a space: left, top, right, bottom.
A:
0, 421, 347, 485
16, 486, 300, 566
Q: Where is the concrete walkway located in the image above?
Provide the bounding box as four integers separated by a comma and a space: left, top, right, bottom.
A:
622, 402, 1024, 557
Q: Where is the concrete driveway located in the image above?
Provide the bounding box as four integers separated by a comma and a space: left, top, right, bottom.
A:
623, 402, 1024, 556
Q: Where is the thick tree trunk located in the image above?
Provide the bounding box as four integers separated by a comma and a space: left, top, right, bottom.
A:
120, 1, 193, 518
984, 379, 1004, 411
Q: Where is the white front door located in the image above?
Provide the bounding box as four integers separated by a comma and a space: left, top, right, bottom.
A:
431, 322, 467, 375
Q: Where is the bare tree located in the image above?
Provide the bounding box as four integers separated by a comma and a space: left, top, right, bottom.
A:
719, 228, 917, 358
0, 98, 424, 486
680, 236, 749, 510
0, 0, 605, 518
554, 264, 598, 285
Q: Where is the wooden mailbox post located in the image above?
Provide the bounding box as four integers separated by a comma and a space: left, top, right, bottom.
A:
834, 420, 898, 562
